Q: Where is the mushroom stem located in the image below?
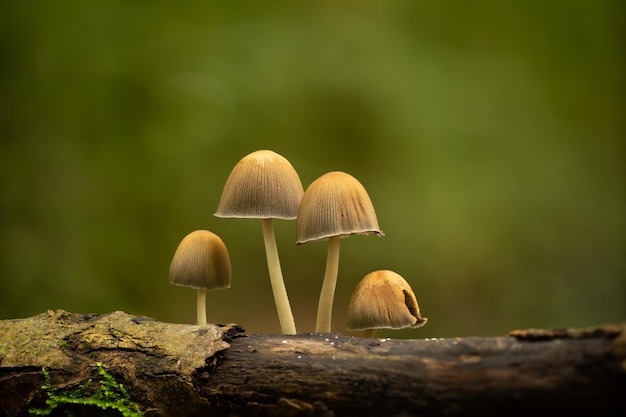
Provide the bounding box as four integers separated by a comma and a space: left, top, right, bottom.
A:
261, 218, 297, 335
196, 289, 207, 326
363, 329, 377, 338
315, 235, 341, 333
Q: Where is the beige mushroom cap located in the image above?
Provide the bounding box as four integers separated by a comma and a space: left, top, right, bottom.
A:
346, 270, 427, 331
296, 171, 383, 244
169, 230, 232, 290
214, 150, 304, 220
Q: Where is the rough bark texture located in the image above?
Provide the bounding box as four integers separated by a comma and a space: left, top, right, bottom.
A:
1, 310, 625, 416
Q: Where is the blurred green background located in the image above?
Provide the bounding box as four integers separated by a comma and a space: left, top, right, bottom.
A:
1, 1, 624, 338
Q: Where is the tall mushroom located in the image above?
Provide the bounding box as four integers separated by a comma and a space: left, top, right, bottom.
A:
215, 150, 303, 335
169, 230, 232, 325
347, 270, 427, 338
296, 171, 384, 333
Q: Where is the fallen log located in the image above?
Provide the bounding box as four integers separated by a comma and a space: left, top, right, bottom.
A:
0, 310, 624, 416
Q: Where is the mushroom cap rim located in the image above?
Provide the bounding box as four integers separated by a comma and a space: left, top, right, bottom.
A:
169, 281, 232, 291
296, 229, 384, 245
214, 212, 298, 220
347, 316, 428, 332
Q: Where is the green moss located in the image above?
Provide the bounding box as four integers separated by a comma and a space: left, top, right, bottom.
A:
29, 362, 142, 417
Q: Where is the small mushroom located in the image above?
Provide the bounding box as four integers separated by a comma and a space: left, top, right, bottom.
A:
346, 270, 427, 338
215, 150, 304, 335
169, 230, 232, 325
296, 171, 384, 333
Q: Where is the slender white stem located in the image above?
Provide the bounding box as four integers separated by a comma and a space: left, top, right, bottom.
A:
261, 218, 297, 335
315, 235, 341, 333
196, 288, 207, 326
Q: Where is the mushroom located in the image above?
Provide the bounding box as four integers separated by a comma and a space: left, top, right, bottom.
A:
169, 230, 232, 325
296, 171, 384, 333
215, 150, 303, 335
346, 270, 427, 338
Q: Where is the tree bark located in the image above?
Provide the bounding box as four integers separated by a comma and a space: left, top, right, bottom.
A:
1, 310, 624, 417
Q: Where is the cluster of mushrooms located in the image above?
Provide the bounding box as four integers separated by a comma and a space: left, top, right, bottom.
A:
169, 150, 427, 337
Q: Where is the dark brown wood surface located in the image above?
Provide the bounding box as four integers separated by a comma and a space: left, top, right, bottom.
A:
1, 310, 624, 416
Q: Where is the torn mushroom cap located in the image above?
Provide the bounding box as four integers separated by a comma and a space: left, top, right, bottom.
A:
169, 230, 232, 290
296, 171, 384, 244
214, 150, 304, 220
346, 270, 427, 331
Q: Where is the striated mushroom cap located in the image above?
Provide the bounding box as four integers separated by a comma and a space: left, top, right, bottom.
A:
214, 150, 304, 220
169, 230, 232, 290
346, 270, 427, 331
296, 171, 383, 244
